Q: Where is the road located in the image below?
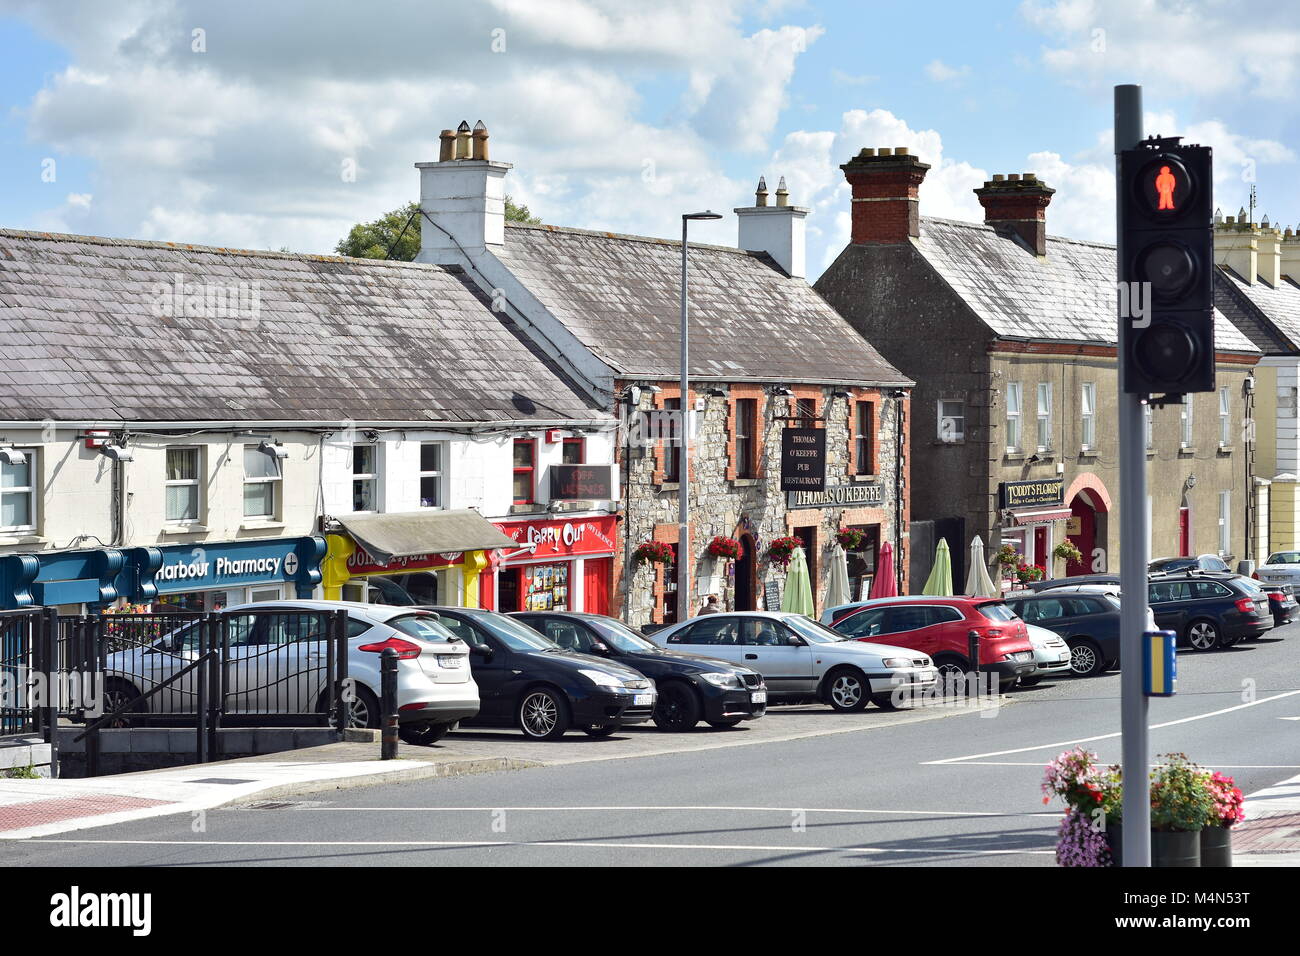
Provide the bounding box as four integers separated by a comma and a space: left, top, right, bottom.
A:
3, 624, 1298, 867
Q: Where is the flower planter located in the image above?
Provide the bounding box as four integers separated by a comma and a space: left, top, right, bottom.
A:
1200, 825, 1232, 867
1105, 821, 1122, 866
1151, 829, 1201, 867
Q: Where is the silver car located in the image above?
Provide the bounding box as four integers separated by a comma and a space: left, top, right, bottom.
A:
1020, 623, 1072, 685
1254, 551, 1300, 589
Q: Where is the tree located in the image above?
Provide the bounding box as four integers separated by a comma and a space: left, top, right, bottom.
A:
335, 197, 540, 261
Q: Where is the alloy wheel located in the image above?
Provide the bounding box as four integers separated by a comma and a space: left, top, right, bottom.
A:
520, 691, 558, 737
830, 674, 863, 708
1188, 622, 1218, 650
345, 695, 371, 728
1070, 643, 1098, 676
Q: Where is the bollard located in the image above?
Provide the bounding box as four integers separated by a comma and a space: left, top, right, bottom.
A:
380, 647, 399, 760
967, 629, 981, 698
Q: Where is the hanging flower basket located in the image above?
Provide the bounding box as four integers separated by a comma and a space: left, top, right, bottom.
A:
707, 536, 742, 560
1053, 540, 1084, 566
766, 536, 801, 571
632, 541, 675, 566
835, 527, 866, 551
996, 544, 1021, 569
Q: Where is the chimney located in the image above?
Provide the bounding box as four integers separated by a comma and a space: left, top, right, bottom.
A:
415, 119, 512, 265
1283, 228, 1300, 284
1215, 215, 1259, 284
840, 147, 931, 244
735, 175, 809, 278
973, 173, 1056, 257
1258, 219, 1282, 286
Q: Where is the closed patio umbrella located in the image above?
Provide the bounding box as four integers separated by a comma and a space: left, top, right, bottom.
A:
870, 540, 897, 598
921, 538, 953, 596
964, 534, 999, 598
826, 544, 851, 611
781, 547, 815, 618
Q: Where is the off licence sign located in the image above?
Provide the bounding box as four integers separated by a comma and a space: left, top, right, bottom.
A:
780, 427, 826, 492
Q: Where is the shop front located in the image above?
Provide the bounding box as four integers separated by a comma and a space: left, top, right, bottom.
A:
321, 509, 516, 607
486, 514, 618, 615
999, 478, 1069, 581
127, 536, 327, 611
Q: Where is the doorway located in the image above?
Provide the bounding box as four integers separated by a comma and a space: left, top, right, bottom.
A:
1179, 505, 1191, 556
734, 533, 757, 610
1067, 494, 1098, 576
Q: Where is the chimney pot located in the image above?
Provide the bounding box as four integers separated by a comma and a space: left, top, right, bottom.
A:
471, 121, 489, 161
992, 174, 1005, 182
455, 121, 472, 160
756, 176, 769, 207
1007, 173, 1021, 182
439, 129, 456, 162
775, 176, 790, 207
735, 173, 807, 277
894, 146, 909, 156
1023, 173, 1037, 182
859, 148, 876, 158
879, 147, 893, 156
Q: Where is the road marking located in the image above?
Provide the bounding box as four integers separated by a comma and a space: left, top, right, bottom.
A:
235, 804, 1058, 818
27, 837, 1056, 856
1281, 717, 1300, 721
924, 688, 1300, 765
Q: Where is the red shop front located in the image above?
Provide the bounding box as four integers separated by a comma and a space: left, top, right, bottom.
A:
484, 515, 618, 616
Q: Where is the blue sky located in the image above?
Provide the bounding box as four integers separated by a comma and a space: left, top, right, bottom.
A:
1, 0, 1295, 277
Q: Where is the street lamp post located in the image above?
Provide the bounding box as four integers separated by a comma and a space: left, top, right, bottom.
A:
678, 211, 722, 623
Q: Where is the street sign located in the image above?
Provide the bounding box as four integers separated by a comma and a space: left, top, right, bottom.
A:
779, 427, 826, 492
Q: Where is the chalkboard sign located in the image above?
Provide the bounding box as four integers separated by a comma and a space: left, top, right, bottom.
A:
764, 580, 781, 611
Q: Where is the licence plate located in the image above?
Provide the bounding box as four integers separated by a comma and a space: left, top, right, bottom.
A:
633, 693, 653, 706
437, 655, 462, 667
751, 690, 767, 704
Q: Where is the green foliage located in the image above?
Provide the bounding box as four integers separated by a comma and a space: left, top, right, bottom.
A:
4, 761, 39, 779
1150, 753, 1215, 832
336, 197, 540, 261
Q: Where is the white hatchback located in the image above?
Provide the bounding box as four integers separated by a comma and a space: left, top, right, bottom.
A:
650, 611, 937, 712
100, 601, 479, 745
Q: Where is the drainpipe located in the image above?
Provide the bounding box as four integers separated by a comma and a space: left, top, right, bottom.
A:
894, 390, 905, 593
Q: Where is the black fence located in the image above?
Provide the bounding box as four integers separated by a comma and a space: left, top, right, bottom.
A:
0, 607, 57, 739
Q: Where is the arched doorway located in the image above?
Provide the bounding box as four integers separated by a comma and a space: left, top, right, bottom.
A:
1064, 474, 1112, 576
734, 533, 757, 610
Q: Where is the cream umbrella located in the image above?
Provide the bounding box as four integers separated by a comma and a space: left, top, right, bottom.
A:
964, 535, 999, 597
826, 544, 851, 611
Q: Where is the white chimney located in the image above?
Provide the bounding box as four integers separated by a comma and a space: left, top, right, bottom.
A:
735, 175, 808, 279
415, 120, 511, 265
1283, 229, 1300, 283
1258, 222, 1283, 286
1215, 216, 1258, 284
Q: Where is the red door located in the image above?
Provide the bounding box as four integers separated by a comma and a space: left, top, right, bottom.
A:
1067, 497, 1096, 576
1033, 527, 1048, 575
1178, 507, 1191, 556
584, 558, 612, 615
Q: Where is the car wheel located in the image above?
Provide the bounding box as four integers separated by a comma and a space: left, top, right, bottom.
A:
706, 717, 744, 729
339, 685, 381, 729
584, 724, 618, 737
101, 679, 145, 726
398, 721, 450, 746
1019, 676, 1042, 687
1186, 619, 1221, 651
1067, 639, 1106, 677
825, 667, 871, 712
933, 656, 971, 694
518, 687, 571, 740
871, 692, 913, 710
652, 681, 702, 732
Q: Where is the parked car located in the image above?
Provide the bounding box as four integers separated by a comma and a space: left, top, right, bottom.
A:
1253, 551, 1300, 590
1146, 573, 1273, 649
423, 607, 656, 739
100, 601, 478, 745
823, 596, 1036, 691
1020, 624, 1073, 685
1026, 573, 1120, 593
1149, 554, 1231, 574
513, 611, 767, 731
1003, 592, 1122, 677
1236, 577, 1298, 629
650, 611, 938, 712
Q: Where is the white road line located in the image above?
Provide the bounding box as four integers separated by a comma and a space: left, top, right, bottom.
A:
27, 837, 1056, 856
924, 688, 1300, 765
236, 804, 1058, 818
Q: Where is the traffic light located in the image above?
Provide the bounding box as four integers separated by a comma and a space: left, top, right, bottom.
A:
1119, 137, 1214, 394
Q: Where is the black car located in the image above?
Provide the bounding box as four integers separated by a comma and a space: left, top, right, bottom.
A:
1003, 592, 1122, 676
1026, 573, 1120, 593
1146, 573, 1272, 649
1235, 577, 1297, 629
1149, 554, 1232, 574
513, 611, 767, 731
424, 607, 656, 740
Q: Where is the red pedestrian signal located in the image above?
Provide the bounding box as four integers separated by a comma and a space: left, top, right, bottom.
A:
1155, 165, 1177, 210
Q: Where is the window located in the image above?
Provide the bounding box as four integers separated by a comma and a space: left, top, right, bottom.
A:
1219, 387, 1230, 447
419, 442, 444, 508
734, 398, 757, 479
165, 447, 200, 523
938, 400, 965, 443
663, 398, 682, 483
0, 448, 35, 531
853, 402, 875, 475
837, 606, 886, 639
562, 437, 585, 465
796, 398, 817, 429
513, 439, 537, 503
1006, 383, 1022, 453
1180, 398, 1193, 449
668, 616, 737, 646
1218, 490, 1230, 555
1081, 383, 1096, 451
243, 445, 281, 519
1036, 382, 1053, 451
352, 444, 379, 512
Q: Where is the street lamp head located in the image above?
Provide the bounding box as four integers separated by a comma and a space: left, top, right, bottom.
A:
683, 210, 723, 221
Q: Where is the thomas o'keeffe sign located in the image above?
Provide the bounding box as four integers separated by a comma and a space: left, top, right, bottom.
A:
1000, 478, 1065, 510
780, 428, 826, 492
787, 482, 883, 509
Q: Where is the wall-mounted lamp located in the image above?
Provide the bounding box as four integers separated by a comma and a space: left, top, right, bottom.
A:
259, 440, 290, 459
363, 429, 380, 443
100, 444, 134, 463
771, 386, 794, 397
1186, 473, 1198, 489
0, 446, 26, 466
831, 390, 851, 399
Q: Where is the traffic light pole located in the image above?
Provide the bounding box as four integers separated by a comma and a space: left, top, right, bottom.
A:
1115, 83, 1152, 867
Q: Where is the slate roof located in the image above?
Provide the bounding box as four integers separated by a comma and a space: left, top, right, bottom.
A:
0, 228, 604, 423
914, 217, 1259, 354
493, 222, 912, 386
1214, 265, 1300, 354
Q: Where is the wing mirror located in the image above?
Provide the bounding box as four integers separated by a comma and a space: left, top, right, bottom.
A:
470, 643, 494, 659
589, 642, 610, 656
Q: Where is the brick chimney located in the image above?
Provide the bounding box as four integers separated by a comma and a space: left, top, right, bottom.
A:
735, 175, 809, 278
415, 120, 512, 265
973, 173, 1056, 257
840, 147, 931, 244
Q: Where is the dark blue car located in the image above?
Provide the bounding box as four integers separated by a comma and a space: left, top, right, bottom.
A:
1003, 592, 1121, 676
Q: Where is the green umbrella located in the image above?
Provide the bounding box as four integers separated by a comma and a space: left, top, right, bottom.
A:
921, 538, 954, 596
781, 546, 815, 618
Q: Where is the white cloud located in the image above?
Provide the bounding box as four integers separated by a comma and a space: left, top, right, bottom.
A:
924, 59, 971, 83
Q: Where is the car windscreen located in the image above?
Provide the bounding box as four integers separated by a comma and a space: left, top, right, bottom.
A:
781, 615, 846, 644
388, 614, 459, 643
589, 618, 659, 653
473, 612, 558, 651
1267, 552, 1300, 565
976, 602, 1018, 622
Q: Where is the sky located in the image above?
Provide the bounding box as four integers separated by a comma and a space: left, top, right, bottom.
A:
1, 0, 1297, 279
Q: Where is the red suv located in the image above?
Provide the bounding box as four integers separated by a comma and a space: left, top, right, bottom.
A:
825, 596, 1036, 691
